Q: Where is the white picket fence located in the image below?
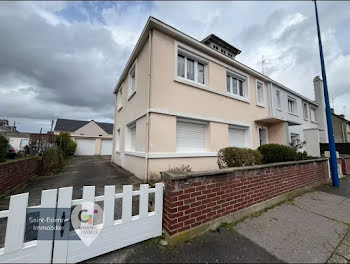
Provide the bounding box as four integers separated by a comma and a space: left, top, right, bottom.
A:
0, 183, 164, 263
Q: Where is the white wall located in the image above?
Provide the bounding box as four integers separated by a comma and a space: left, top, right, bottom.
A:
303, 128, 321, 157
270, 83, 319, 147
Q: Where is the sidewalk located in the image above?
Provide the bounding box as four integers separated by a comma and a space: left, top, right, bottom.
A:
87, 176, 350, 263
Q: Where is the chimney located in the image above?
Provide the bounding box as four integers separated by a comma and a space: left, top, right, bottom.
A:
313, 76, 329, 143
331, 108, 334, 114
340, 114, 345, 119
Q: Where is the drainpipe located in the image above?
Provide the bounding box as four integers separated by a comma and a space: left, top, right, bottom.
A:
145, 30, 152, 182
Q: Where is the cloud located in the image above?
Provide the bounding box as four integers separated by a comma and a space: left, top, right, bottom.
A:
0, 1, 350, 133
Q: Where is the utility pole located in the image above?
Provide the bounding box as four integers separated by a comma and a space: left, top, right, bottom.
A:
313, 0, 339, 187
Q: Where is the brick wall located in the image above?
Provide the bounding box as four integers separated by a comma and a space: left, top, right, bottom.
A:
341, 158, 350, 175
0, 157, 41, 195
162, 159, 329, 238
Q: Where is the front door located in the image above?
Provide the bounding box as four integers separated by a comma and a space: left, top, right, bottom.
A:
259, 127, 268, 146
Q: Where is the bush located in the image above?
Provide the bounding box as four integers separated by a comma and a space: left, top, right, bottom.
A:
258, 144, 300, 164
168, 164, 192, 174
56, 132, 76, 157
67, 141, 77, 156
217, 147, 262, 169
0, 135, 9, 163
41, 148, 64, 175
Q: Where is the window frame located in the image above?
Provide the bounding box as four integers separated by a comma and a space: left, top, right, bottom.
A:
310, 107, 317, 123
303, 102, 309, 120
128, 61, 137, 100
255, 80, 265, 107
176, 47, 208, 86
287, 96, 298, 115
290, 133, 300, 144
276, 90, 282, 110
115, 129, 120, 152
126, 122, 136, 151
226, 70, 249, 102
117, 87, 123, 111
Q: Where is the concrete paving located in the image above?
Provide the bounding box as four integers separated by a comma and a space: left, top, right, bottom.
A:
235, 202, 348, 263
318, 176, 350, 198
293, 191, 350, 224
85, 228, 282, 263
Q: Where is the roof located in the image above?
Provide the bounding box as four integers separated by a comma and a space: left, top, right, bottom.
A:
113, 16, 318, 106
54, 119, 113, 134
201, 34, 241, 56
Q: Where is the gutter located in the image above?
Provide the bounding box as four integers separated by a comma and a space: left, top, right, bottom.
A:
145, 30, 152, 182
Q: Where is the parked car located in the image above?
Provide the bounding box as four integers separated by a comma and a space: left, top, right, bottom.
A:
7, 144, 16, 159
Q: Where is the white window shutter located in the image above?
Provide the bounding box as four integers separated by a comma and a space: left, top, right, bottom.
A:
176, 121, 207, 152
229, 127, 246, 147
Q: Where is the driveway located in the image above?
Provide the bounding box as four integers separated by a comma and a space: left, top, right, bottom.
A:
0, 156, 142, 210
0, 156, 142, 248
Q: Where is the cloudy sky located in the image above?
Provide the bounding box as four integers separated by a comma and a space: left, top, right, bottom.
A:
1, 1, 350, 133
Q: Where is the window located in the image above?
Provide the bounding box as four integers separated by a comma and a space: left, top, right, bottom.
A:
176, 119, 207, 152
117, 88, 123, 110
128, 64, 136, 98
291, 133, 300, 144
276, 90, 281, 109
176, 50, 207, 85
288, 97, 297, 114
229, 126, 248, 147
310, 107, 317, 122
303, 103, 308, 120
115, 129, 120, 151
256, 81, 264, 106
226, 74, 248, 99
126, 123, 136, 151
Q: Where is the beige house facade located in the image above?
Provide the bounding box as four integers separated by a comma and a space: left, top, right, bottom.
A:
112, 17, 326, 181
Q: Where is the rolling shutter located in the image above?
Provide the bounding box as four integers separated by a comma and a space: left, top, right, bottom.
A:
176, 120, 207, 152
229, 127, 247, 147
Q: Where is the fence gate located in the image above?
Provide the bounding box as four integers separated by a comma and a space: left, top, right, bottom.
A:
0, 183, 164, 263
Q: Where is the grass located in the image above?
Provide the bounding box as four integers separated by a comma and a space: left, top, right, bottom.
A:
144, 232, 166, 247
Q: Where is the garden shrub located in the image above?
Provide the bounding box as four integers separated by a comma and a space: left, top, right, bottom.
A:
56, 132, 76, 157
217, 147, 262, 169
67, 141, 77, 156
258, 144, 301, 164
0, 135, 9, 163
41, 148, 64, 175
168, 164, 192, 174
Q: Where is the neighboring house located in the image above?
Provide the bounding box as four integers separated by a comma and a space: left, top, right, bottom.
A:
2, 132, 30, 151
268, 76, 328, 157
1, 132, 55, 152
111, 17, 327, 181
330, 109, 350, 143
54, 119, 114, 156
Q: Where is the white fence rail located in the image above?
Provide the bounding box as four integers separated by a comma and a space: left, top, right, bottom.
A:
0, 183, 164, 263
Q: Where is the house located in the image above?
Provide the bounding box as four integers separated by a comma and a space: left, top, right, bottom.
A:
330, 109, 350, 143
111, 17, 327, 181
54, 119, 113, 156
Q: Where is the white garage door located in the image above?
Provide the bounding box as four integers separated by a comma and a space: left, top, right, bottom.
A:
75, 138, 96, 155
101, 139, 112, 155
